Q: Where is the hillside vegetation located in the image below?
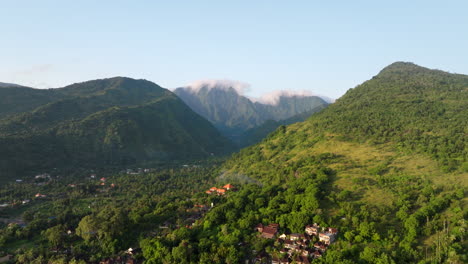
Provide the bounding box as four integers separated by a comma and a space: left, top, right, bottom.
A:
0, 77, 233, 179
216, 62, 467, 263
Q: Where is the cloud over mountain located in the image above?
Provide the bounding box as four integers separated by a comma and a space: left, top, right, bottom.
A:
181, 79, 333, 106
184, 79, 251, 95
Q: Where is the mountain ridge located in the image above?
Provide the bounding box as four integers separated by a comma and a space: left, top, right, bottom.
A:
174, 83, 329, 144
0, 77, 234, 179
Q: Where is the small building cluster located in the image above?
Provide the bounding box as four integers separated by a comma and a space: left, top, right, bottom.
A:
255, 223, 339, 263
256, 223, 279, 239
125, 168, 151, 175
205, 184, 236, 195
35, 173, 51, 180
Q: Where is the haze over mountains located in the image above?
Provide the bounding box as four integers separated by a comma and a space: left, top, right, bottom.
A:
174, 81, 328, 144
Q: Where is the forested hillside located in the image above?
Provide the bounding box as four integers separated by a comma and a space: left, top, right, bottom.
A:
0, 78, 233, 180
238, 106, 327, 148
208, 62, 466, 263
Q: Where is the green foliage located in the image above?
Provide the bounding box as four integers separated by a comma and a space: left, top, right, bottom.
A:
312, 62, 467, 169
0, 77, 234, 180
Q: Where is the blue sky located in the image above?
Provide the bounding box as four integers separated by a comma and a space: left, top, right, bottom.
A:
1, 1, 467, 99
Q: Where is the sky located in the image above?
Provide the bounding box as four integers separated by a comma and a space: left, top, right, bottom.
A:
0, 0, 467, 99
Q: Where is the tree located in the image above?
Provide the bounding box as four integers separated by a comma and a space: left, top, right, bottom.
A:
43, 225, 65, 247
76, 215, 98, 242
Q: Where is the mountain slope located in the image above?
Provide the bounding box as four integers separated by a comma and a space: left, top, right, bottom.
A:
174, 84, 328, 143
238, 105, 327, 147
219, 62, 467, 263
0, 86, 65, 119
0, 77, 233, 178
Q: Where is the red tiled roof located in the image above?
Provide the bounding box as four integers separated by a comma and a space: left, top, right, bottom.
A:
223, 184, 235, 189
268, 223, 279, 228
263, 226, 277, 235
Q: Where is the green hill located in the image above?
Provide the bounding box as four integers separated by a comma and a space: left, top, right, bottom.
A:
0, 77, 233, 179
216, 62, 467, 263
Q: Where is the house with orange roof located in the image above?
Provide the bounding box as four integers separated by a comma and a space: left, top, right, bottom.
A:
222, 184, 236, 190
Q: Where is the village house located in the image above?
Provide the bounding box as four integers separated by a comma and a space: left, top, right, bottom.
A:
313, 241, 328, 252
294, 256, 310, 264
35, 173, 50, 179
266, 223, 340, 262
318, 227, 338, 245
284, 239, 298, 249
257, 223, 279, 239
305, 223, 320, 236
272, 256, 290, 264
312, 250, 322, 259
256, 223, 264, 232
222, 183, 236, 191
206, 184, 236, 195
290, 233, 305, 241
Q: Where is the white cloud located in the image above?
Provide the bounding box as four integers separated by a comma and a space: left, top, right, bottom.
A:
184, 79, 251, 95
